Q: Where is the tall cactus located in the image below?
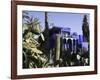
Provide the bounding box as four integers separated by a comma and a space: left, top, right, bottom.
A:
55, 34, 61, 67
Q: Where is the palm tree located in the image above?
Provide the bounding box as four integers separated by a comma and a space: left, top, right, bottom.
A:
22, 12, 49, 68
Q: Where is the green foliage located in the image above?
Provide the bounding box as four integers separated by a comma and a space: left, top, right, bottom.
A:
22, 13, 49, 68
82, 15, 89, 42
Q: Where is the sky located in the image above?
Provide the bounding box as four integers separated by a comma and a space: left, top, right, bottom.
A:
22, 11, 90, 35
